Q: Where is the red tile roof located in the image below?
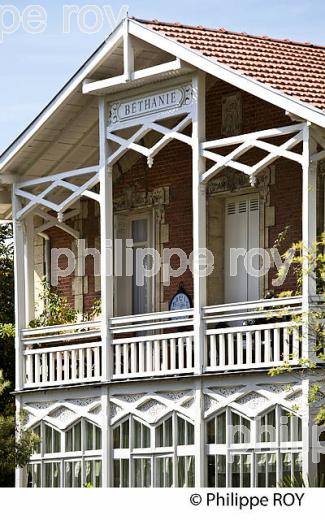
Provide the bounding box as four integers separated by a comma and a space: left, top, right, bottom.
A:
135, 18, 325, 110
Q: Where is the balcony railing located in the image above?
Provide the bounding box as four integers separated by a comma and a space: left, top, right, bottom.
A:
20, 296, 310, 389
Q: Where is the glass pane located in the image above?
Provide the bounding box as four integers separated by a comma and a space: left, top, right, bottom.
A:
45, 425, 52, 453
217, 455, 226, 487
144, 458, 151, 487
113, 460, 120, 488
86, 422, 93, 450
53, 429, 60, 453
280, 409, 290, 442
207, 455, 215, 487
231, 454, 240, 486
178, 417, 185, 445
268, 453, 277, 487
165, 417, 173, 447
122, 459, 129, 487
134, 459, 141, 487
75, 422, 81, 451
122, 420, 129, 448
113, 425, 120, 449
95, 426, 101, 449
33, 426, 41, 454
187, 456, 195, 487
132, 219, 147, 242
156, 423, 164, 447
95, 461, 102, 487
143, 425, 150, 448
257, 454, 266, 487
156, 458, 164, 488
45, 463, 52, 487
187, 422, 194, 445
216, 413, 226, 444
207, 418, 215, 444
177, 456, 185, 487
53, 462, 60, 487
75, 461, 82, 487
134, 420, 141, 448
65, 461, 72, 488
66, 428, 73, 452
282, 452, 292, 481
232, 413, 240, 444
293, 452, 303, 483
242, 454, 251, 488
166, 457, 173, 487
242, 418, 251, 443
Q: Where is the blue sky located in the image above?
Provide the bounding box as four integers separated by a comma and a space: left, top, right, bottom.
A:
0, 0, 324, 154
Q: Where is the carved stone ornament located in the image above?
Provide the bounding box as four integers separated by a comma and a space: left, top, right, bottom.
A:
207, 165, 274, 200
221, 93, 242, 137
114, 185, 169, 214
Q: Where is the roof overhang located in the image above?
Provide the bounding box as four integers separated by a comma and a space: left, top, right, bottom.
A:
2, 16, 325, 179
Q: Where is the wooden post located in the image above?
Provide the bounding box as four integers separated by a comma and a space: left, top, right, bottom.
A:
24, 214, 35, 324
302, 123, 317, 359
98, 95, 113, 487
12, 186, 26, 391
192, 72, 206, 487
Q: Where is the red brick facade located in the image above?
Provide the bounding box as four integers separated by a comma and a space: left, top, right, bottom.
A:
49, 78, 305, 313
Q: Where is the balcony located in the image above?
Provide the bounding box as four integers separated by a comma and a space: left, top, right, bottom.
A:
19, 295, 313, 389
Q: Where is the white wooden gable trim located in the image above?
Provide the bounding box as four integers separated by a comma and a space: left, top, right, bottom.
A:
2, 16, 325, 175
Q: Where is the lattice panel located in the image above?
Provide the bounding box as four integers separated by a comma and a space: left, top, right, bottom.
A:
201, 122, 305, 185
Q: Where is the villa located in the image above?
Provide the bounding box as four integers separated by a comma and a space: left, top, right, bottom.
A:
0, 17, 325, 487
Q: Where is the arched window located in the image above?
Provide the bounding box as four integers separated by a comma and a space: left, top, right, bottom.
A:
44, 424, 61, 454
112, 413, 195, 488
257, 406, 302, 443
65, 419, 101, 452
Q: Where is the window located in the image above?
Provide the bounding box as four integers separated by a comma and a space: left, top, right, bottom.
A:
44, 424, 61, 454
259, 409, 276, 442
113, 459, 129, 488
207, 412, 226, 444
27, 463, 41, 488
231, 412, 251, 444
206, 407, 302, 487
86, 421, 102, 451
177, 456, 195, 487
134, 419, 150, 449
65, 460, 82, 488
66, 422, 81, 452
156, 456, 173, 487
256, 453, 277, 487
207, 455, 226, 487
177, 416, 194, 445
26, 419, 102, 488
281, 452, 302, 484
112, 413, 195, 488
231, 454, 251, 487
85, 460, 102, 488
113, 418, 129, 449
156, 416, 173, 447
44, 462, 61, 487
134, 457, 151, 487
279, 408, 302, 442
31, 425, 41, 454
258, 406, 302, 444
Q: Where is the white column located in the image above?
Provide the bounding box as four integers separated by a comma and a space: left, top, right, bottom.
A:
98, 96, 114, 487
24, 214, 35, 324
192, 72, 206, 487
12, 186, 26, 391
302, 123, 317, 359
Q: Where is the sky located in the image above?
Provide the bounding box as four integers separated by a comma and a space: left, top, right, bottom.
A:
0, 0, 324, 155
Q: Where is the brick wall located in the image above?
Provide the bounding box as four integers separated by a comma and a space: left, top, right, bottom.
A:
45, 77, 305, 312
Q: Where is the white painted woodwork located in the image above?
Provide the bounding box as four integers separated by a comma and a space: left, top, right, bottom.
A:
224, 194, 260, 303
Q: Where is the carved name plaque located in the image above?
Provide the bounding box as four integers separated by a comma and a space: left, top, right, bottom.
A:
108, 84, 192, 129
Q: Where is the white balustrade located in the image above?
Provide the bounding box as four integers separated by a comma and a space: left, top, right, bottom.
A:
20, 297, 320, 388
